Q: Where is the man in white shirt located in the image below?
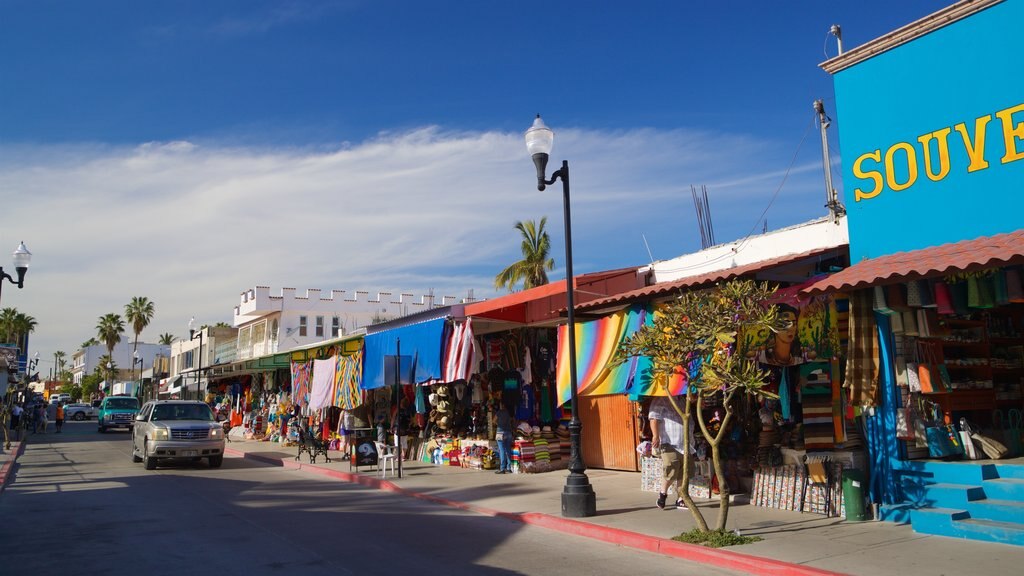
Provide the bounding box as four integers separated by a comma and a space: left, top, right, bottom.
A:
648, 396, 693, 510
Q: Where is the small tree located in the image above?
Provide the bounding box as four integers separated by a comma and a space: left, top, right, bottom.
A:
617, 280, 783, 533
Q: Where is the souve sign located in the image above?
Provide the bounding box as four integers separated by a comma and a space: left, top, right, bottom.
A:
852, 101, 1024, 202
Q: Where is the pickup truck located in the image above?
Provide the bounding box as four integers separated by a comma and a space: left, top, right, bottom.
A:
64, 403, 98, 421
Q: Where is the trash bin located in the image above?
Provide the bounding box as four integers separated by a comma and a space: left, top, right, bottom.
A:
842, 469, 868, 521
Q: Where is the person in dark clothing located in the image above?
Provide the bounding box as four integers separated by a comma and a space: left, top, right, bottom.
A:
494, 403, 514, 474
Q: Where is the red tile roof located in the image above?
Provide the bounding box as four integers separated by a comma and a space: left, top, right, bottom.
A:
576, 246, 846, 311
801, 229, 1024, 295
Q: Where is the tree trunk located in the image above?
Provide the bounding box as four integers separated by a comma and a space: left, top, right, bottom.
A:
667, 390, 708, 532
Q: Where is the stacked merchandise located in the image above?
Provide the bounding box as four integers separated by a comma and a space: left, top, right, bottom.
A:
640, 456, 661, 492
555, 424, 571, 461
800, 365, 835, 449
751, 463, 846, 518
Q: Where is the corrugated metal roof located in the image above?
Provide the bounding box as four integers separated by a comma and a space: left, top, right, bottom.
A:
801, 229, 1024, 295
576, 247, 845, 311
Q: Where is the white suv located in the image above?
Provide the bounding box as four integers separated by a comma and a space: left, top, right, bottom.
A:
131, 400, 225, 470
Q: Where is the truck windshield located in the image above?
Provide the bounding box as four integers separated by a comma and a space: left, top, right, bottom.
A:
106, 398, 139, 410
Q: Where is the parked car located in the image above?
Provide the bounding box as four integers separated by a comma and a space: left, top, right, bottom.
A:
97, 395, 141, 432
64, 403, 98, 421
131, 400, 225, 470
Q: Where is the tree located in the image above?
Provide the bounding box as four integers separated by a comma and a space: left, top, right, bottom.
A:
81, 372, 103, 401
96, 313, 125, 367
81, 337, 100, 349
158, 333, 175, 345
494, 218, 555, 292
0, 307, 17, 343
54, 351, 67, 380
125, 296, 155, 363
616, 280, 783, 533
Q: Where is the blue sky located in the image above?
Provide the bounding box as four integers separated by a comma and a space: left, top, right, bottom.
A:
0, 0, 952, 366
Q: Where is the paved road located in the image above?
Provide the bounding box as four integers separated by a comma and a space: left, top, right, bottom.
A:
1, 421, 746, 575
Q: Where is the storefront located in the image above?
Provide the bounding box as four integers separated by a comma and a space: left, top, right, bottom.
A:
812, 0, 1024, 539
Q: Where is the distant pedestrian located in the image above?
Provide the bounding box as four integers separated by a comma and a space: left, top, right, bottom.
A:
55, 402, 65, 433
10, 403, 22, 430
35, 403, 47, 434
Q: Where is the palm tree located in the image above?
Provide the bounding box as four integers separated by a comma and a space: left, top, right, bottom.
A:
158, 333, 175, 345
54, 350, 67, 379
12, 311, 37, 351
80, 337, 100, 350
0, 307, 17, 343
96, 313, 125, 362
494, 217, 555, 292
124, 296, 155, 362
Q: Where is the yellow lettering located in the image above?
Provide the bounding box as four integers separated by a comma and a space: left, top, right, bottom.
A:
853, 150, 883, 202
917, 127, 951, 182
884, 142, 918, 192
995, 103, 1024, 164
954, 115, 992, 172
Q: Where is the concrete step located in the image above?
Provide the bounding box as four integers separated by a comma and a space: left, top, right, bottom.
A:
982, 477, 1024, 500
901, 480, 986, 507
950, 518, 1024, 546
993, 463, 1024, 480
878, 502, 914, 524
910, 506, 970, 536
966, 498, 1024, 525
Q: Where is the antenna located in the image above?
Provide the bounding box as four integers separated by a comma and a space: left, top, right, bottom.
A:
814, 99, 846, 224
691, 185, 716, 249
641, 234, 655, 264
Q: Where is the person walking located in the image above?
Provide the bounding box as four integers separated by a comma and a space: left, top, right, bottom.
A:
36, 402, 48, 434
648, 395, 693, 510
494, 402, 514, 474
55, 402, 66, 433
11, 402, 23, 430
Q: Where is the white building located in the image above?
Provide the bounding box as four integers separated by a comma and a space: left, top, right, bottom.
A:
71, 341, 171, 385
230, 286, 477, 360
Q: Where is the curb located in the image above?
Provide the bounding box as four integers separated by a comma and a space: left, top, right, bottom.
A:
226, 447, 845, 576
0, 440, 27, 494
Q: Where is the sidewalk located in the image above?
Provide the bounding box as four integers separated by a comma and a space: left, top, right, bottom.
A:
0, 439, 26, 494
224, 440, 1024, 576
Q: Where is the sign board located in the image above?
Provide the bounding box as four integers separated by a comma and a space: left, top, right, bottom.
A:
832, 0, 1024, 262
353, 439, 379, 466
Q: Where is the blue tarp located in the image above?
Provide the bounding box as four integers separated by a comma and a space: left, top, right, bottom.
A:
361, 318, 447, 390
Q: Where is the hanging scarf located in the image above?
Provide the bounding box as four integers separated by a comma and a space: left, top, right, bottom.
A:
779, 367, 791, 421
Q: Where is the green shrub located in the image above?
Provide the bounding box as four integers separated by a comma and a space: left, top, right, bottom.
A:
672, 528, 763, 548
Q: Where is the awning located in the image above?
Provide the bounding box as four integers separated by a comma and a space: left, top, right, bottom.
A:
361, 317, 447, 390
801, 229, 1024, 295
576, 247, 846, 312
159, 375, 182, 395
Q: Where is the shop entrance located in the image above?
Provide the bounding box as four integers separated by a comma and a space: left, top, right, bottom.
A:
578, 394, 640, 471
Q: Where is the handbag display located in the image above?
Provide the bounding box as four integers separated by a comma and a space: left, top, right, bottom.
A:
896, 396, 916, 441
926, 424, 965, 458
917, 339, 952, 394
873, 285, 894, 315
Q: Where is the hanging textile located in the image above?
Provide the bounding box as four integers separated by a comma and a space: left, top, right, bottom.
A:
554, 303, 685, 407
290, 360, 312, 409
779, 368, 791, 421
844, 289, 880, 406
443, 318, 478, 382
334, 352, 363, 410
308, 356, 336, 410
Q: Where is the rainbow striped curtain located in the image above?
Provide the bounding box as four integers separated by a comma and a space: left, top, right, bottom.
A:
290, 360, 312, 408
555, 303, 686, 406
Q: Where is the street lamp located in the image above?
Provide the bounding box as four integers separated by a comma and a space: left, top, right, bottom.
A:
525, 115, 596, 518
132, 351, 143, 400
0, 242, 32, 305
189, 317, 204, 402
106, 360, 114, 396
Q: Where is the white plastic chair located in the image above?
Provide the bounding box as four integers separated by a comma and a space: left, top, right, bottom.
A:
374, 441, 397, 478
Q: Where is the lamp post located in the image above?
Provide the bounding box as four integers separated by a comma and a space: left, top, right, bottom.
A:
525, 115, 596, 518
132, 351, 143, 401
106, 360, 113, 397
0, 242, 32, 306
189, 317, 204, 402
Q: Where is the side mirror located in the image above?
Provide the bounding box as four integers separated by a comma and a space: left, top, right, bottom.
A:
135, 414, 146, 422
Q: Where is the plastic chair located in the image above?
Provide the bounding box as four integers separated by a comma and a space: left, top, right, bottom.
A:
374, 441, 397, 478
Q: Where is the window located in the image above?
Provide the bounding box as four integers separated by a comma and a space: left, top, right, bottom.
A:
299, 316, 307, 337
316, 316, 324, 337
332, 316, 341, 338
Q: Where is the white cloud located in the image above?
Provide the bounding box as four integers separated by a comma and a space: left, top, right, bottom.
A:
0, 124, 834, 361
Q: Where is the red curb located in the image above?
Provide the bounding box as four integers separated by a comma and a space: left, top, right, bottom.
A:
225, 447, 846, 576
0, 441, 27, 494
